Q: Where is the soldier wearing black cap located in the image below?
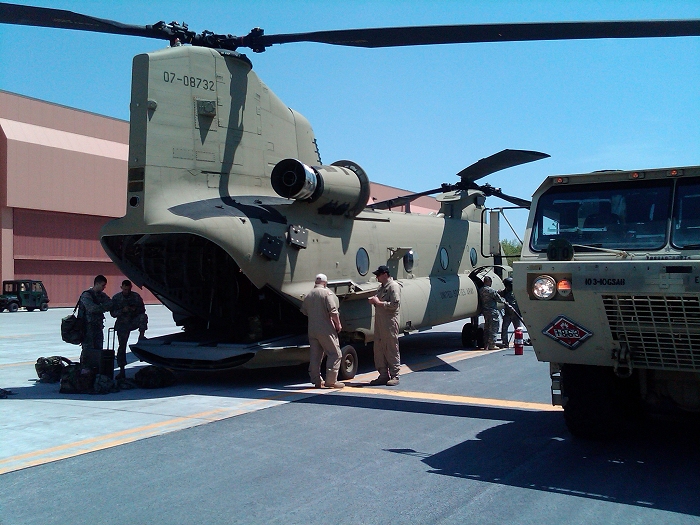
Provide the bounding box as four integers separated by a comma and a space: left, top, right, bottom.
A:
368, 265, 402, 386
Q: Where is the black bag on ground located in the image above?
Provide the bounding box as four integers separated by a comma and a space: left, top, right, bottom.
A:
59, 364, 95, 394
61, 299, 85, 345
35, 356, 72, 383
134, 366, 176, 389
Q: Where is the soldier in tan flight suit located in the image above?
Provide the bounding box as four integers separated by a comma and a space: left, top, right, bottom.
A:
301, 273, 345, 389
368, 265, 402, 386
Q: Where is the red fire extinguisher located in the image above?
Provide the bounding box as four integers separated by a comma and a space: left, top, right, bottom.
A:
514, 327, 524, 355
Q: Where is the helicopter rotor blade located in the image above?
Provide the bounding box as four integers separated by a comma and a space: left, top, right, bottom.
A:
369, 184, 456, 211
478, 184, 532, 209
456, 149, 550, 184
2, 5, 698, 53
0, 2, 172, 40
251, 19, 700, 52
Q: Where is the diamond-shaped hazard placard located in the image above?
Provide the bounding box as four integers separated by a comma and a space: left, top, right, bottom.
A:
542, 315, 593, 350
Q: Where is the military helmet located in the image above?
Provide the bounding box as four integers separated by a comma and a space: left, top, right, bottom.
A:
504, 277, 514, 286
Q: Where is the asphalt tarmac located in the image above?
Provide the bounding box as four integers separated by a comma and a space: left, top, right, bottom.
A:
1, 306, 699, 525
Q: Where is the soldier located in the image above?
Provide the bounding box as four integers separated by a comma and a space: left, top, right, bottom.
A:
499, 277, 522, 348
78, 275, 113, 370
300, 274, 345, 389
479, 276, 501, 351
368, 265, 402, 386
111, 279, 148, 380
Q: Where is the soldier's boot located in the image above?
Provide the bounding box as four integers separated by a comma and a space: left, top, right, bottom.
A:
115, 368, 126, 381
386, 375, 400, 387
324, 370, 345, 389
369, 368, 390, 386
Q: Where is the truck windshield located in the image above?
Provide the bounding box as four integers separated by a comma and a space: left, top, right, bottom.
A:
671, 179, 700, 249
531, 179, 672, 251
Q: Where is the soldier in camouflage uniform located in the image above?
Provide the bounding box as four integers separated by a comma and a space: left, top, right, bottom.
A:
78, 275, 113, 370
110, 279, 148, 380
368, 265, 402, 386
499, 277, 522, 347
479, 276, 501, 351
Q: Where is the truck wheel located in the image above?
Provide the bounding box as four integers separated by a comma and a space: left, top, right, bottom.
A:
8, 302, 19, 313
40, 303, 49, 311
338, 345, 358, 380
561, 364, 641, 439
461, 323, 475, 347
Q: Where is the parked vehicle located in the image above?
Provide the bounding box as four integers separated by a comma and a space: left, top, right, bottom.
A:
0, 280, 50, 312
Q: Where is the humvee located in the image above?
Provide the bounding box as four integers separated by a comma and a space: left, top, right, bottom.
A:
514, 165, 700, 437
0, 280, 50, 312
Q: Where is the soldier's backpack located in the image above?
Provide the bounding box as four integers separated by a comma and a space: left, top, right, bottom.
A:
59, 363, 95, 394
35, 356, 72, 383
61, 298, 85, 345
134, 366, 176, 389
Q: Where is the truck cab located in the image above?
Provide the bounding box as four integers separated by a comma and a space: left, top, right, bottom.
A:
0, 280, 50, 312
514, 165, 700, 437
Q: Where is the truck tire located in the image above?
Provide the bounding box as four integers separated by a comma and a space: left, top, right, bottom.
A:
40, 302, 49, 311
561, 364, 642, 439
8, 302, 19, 313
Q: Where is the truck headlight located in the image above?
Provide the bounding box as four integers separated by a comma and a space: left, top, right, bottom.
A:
532, 275, 556, 300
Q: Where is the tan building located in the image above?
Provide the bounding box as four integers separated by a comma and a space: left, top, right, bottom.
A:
0, 90, 437, 307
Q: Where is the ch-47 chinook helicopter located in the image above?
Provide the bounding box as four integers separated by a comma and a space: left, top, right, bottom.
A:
3, 4, 699, 376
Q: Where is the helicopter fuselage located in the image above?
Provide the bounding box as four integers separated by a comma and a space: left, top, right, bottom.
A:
100, 45, 499, 369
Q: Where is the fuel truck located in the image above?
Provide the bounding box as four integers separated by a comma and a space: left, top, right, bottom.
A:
513, 165, 700, 437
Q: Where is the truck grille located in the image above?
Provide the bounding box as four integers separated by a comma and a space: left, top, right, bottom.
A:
602, 294, 700, 371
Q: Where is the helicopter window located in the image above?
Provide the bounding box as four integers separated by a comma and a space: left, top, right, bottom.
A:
470, 247, 478, 267
356, 248, 370, 276
671, 180, 700, 249
440, 247, 449, 270
531, 179, 671, 252
403, 250, 414, 273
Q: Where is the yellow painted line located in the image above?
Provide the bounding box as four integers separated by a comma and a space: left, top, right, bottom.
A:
0, 390, 303, 475
352, 348, 501, 382
349, 387, 562, 412
0, 361, 37, 369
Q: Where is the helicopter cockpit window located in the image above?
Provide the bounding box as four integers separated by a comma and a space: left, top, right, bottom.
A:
530, 179, 671, 252
671, 180, 700, 249
403, 250, 414, 273
439, 247, 449, 270
356, 247, 370, 276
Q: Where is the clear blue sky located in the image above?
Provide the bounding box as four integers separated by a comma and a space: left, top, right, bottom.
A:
1, 0, 699, 240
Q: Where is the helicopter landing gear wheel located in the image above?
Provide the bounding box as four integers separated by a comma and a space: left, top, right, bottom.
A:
461, 323, 475, 347
475, 327, 485, 349
338, 345, 358, 380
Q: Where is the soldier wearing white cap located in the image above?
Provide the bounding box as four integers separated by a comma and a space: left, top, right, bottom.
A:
300, 273, 345, 388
